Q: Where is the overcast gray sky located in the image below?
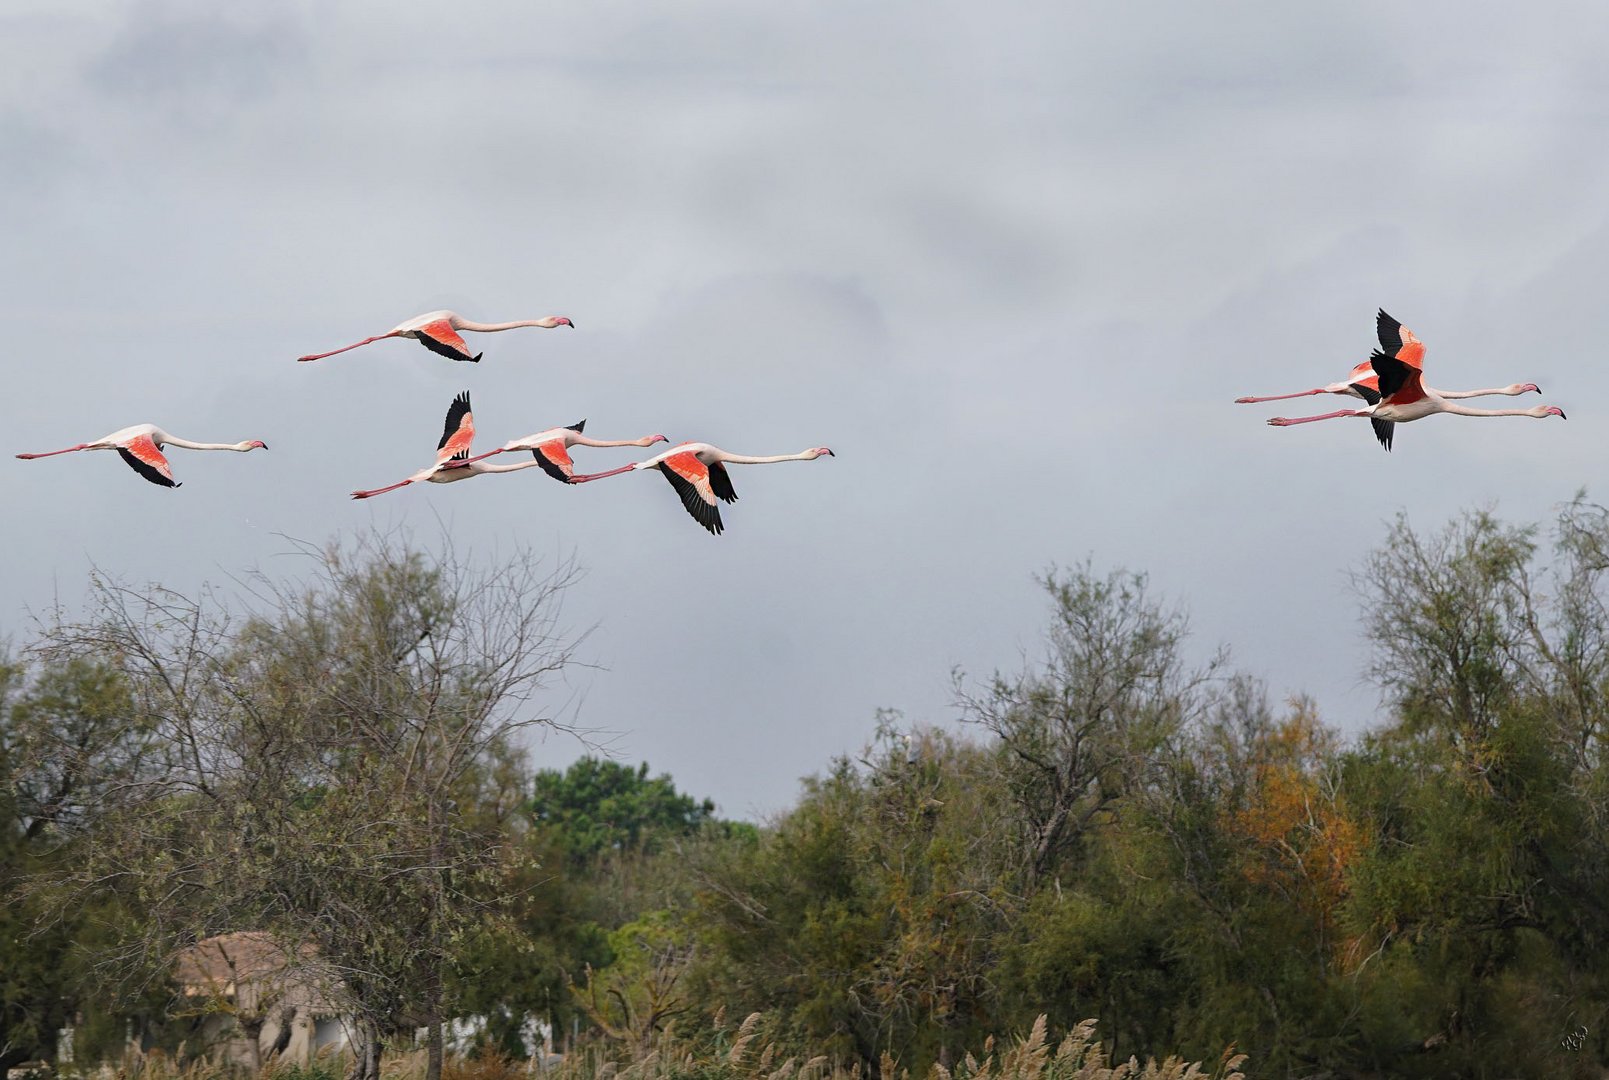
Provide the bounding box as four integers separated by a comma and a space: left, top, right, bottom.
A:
5, 0, 1607, 819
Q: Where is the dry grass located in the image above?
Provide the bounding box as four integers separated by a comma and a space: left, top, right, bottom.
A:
536, 1012, 1246, 1080
67, 1015, 1245, 1080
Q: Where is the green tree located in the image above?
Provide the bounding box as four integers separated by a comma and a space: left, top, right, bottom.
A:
1339, 505, 1609, 1076
529, 758, 717, 868
954, 564, 1222, 886
451, 757, 741, 1056
24, 534, 583, 1080
692, 719, 1019, 1069
1, 653, 143, 1071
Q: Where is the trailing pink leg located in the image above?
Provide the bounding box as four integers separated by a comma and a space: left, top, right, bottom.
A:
568, 464, 637, 484
453, 448, 508, 467
16, 444, 91, 459
298, 333, 399, 362
1234, 389, 1325, 403
351, 479, 415, 499
1266, 409, 1367, 427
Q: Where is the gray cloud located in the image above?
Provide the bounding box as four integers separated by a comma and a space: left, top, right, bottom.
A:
5, 0, 1609, 816
86, 3, 307, 117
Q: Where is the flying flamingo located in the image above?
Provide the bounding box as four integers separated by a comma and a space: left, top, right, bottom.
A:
350, 391, 548, 498
15, 425, 267, 488
1236, 312, 1540, 404
568, 442, 835, 535
451, 422, 669, 482
298, 309, 574, 363
1235, 362, 1540, 405
1265, 312, 1565, 450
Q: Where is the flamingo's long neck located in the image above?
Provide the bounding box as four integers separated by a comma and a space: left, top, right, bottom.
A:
476, 460, 545, 475
1437, 385, 1530, 400
162, 436, 254, 451
453, 319, 554, 333
574, 435, 660, 448
1438, 402, 1547, 418
710, 451, 819, 465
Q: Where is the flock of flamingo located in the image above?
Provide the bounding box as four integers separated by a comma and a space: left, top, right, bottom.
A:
15, 307, 835, 535
1238, 309, 1565, 449
15, 306, 1560, 529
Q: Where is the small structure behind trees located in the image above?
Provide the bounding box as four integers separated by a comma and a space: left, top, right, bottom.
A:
172, 932, 347, 1070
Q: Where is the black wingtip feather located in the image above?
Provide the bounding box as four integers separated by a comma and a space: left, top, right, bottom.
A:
1371, 417, 1395, 452
567, 420, 586, 433
438, 391, 472, 451
708, 460, 739, 504
656, 464, 725, 535
116, 447, 178, 488
1376, 309, 1403, 352
1369, 349, 1415, 400
416, 333, 477, 363
531, 449, 572, 483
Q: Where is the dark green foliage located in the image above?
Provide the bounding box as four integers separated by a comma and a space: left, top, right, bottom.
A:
529, 758, 718, 867
6, 507, 1609, 1078
1, 654, 140, 1071
690, 722, 1020, 1070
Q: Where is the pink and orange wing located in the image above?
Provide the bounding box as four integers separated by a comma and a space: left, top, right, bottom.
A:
656, 451, 724, 534
1345, 359, 1381, 404
415, 319, 479, 363
531, 440, 575, 482
118, 435, 178, 487
1400, 366, 1425, 402
1370, 351, 1426, 406
435, 391, 476, 463
1376, 309, 1426, 368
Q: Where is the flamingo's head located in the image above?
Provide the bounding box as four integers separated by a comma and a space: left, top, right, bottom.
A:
809, 446, 835, 458
1517, 383, 1541, 395
545, 316, 575, 329
1543, 406, 1567, 419
241, 440, 269, 451
647, 434, 669, 445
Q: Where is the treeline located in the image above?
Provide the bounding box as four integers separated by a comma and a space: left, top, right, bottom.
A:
4, 504, 1609, 1080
